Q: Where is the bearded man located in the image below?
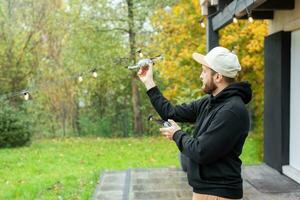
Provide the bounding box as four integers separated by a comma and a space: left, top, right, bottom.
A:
138, 46, 252, 200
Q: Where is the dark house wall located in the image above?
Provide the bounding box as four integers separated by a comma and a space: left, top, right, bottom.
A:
264, 31, 291, 172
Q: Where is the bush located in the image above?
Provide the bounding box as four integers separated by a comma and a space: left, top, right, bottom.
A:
0, 100, 31, 148
78, 115, 109, 137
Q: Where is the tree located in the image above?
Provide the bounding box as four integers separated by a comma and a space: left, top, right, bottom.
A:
0, 0, 48, 101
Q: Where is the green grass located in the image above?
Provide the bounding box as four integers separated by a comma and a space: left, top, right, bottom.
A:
241, 136, 263, 164
0, 136, 262, 199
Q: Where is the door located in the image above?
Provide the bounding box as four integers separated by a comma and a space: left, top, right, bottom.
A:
285, 29, 300, 183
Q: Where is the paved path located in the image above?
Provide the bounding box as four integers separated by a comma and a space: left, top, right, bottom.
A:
92, 164, 300, 200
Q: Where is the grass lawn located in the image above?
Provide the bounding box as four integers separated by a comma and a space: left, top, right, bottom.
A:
0, 136, 262, 199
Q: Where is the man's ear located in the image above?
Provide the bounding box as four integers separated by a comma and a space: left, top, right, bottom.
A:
215, 73, 223, 83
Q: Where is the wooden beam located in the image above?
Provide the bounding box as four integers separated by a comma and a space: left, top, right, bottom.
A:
206, 6, 219, 52
212, 0, 267, 31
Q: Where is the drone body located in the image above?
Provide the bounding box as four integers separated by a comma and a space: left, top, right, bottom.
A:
127, 55, 163, 70
128, 58, 153, 70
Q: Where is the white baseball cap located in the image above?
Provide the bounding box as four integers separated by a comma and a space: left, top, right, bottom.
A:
192, 46, 241, 78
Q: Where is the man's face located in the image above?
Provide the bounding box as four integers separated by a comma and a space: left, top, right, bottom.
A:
200, 65, 217, 94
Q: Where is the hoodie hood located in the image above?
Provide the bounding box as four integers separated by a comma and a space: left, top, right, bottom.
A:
210, 81, 252, 105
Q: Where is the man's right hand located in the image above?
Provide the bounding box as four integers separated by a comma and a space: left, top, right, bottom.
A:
137, 63, 156, 90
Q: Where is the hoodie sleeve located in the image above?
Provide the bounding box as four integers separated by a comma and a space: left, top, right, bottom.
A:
146, 86, 199, 123
173, 110, 248, 164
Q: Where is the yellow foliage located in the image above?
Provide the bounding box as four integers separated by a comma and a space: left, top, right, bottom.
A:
150, 0, 205, 101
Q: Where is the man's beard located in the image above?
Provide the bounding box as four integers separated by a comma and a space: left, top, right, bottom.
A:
202, 78, 217, 94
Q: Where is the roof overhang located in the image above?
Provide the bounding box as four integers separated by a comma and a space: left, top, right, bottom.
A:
213, 0, 268, 31
201, 0, 295, 31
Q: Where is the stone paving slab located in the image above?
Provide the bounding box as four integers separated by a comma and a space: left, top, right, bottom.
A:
92, 164, 300, 200
92, 171, 128, 200
129, 168, 193, 200
243, 164, 300, 193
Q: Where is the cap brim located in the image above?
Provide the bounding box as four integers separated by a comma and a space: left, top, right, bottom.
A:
192, 52, 209, 67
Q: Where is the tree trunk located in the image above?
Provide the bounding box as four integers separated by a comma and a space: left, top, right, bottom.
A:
72, 97, 81, 136
131, 74, 143, 134
61, 101, 67, 137
127, 0, 144, 134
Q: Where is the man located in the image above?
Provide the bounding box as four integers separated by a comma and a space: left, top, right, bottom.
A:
137, 46, 252, 200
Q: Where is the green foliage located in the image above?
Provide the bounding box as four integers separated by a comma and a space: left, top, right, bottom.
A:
0, 100, 31, 148
78, 115, 131, 138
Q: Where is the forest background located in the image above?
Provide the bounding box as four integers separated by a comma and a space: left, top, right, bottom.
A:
0, 0, 267, 143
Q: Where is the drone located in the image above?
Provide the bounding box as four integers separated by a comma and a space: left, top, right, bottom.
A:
127, 49, 163, 70
148, 114, 172, 128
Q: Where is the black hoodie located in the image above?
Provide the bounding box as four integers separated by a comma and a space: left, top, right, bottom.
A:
146, 82, 252, 199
